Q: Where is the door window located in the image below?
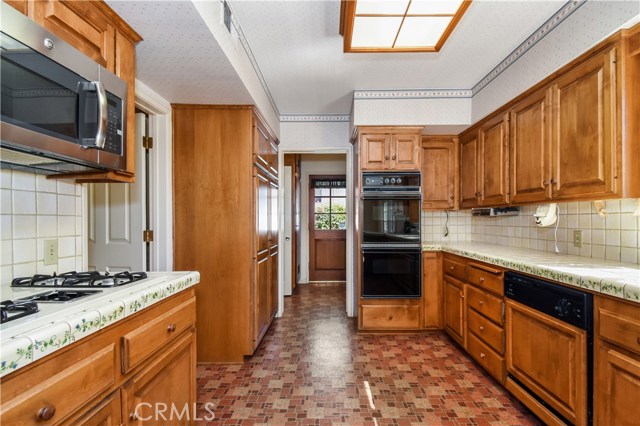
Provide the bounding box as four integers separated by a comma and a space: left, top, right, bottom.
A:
312, 178, 346, 230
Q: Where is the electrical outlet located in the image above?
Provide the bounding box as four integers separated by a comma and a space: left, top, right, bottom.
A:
44, 239, 58, 265
573, 230, 583, 248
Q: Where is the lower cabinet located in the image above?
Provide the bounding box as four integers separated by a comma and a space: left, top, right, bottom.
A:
594, 295, 640, 425
443, 276, 465, 347
0, 290, 197, 426
124, 331, 196, 425
359, 304, 421, 331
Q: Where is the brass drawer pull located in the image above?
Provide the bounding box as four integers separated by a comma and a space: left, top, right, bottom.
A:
37, 404, 56, 421
479, 326, 485, 331
479, 277, 485, 283
480, 352, 486, 359
450, 266, 455, 270
130, 411, 139, 421
167, 323, 177, 332
478, 300, 484, 306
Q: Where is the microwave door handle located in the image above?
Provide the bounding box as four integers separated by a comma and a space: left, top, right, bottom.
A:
94, 81, 107, 149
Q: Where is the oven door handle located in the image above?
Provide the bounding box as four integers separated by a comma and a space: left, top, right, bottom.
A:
362, 191, 421, 199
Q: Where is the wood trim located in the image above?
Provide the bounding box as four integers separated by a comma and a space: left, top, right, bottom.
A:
90, 0, 142, 42
434, 0, 473, 51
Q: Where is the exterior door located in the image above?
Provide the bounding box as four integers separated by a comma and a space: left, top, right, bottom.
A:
89, 113, 145, 272
309, 176, 346, 281
283, 166, 293, 296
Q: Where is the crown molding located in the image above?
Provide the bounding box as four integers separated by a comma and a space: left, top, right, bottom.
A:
280, 115, 351, 122
354, 89, 472, 100
471, 0, 587, 95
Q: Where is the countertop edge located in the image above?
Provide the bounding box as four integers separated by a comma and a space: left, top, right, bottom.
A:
0, 271, 200, 378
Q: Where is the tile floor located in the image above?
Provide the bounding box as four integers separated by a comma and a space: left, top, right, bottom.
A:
196, 283, 539, 425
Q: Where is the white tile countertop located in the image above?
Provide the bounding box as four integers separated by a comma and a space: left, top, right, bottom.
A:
0, 271, 199, 378
423, 242, 640, 304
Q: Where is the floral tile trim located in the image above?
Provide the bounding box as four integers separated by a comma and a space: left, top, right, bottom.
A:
0, 272, 199, 378
63, 310, 101, 342
624, 284, 640, 302
98, 301, 126, 328
600, 280, 626, 297
31, 321, 71, 361
0, 337, 33, 375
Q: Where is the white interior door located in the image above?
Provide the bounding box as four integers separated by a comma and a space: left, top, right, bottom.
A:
88, 113, 145, 272
283, 167, 293, 296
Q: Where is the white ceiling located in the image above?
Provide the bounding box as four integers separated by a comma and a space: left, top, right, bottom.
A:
230, 0, 566, 115
106, 0, 254, 105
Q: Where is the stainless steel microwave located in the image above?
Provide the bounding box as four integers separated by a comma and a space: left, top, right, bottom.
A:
0, 3, 127, 174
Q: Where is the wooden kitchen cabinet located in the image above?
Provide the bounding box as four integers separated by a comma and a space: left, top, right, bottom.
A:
422, 252, 443, 329
509, 88, 553, 204
459, 132, 479, 209
421, 136, 458, 210
0, 289, 196, 426
359, 127, 422, 171
478, 113, 509, 206
173, 105, 279, 362
594, 296, 640, 426
443, 276, 465, 347
5, 0, 28, 14
123, 331, 196, 426
551, 47, 619, 201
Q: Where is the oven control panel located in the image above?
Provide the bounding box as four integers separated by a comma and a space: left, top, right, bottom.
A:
362, 173, 420, 189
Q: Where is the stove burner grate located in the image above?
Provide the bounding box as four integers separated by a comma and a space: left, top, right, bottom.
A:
0, 300, 39, 324
11, 271, 148, 288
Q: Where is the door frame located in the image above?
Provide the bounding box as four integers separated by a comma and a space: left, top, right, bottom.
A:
134, 80, 173, 271
277, 147, 356, 318
308, 174, 347, 282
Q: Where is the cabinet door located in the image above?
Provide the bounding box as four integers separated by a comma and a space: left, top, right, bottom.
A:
269, 180, 278, 247
422, 139, 456, 209
62, 391, 121, 426
269, 248, 279, 319
444, 278, 465, 347
510, 89, 553, 204
33, 0, 115, 71
255, 171, 270, 253
115, 31, 137, 175
5, 0, 28, 15
551, 48, 618, 200
254, 250, 270, 345
506, 300, 587, 426
361, 134, 390, 170
390, 133, 421, 170
459, 133, 479, 208
254, 121, 271, 171
478, 114, 509, 206
124, 331, 196, 426
269, 141, 279, 178
594, 343, 640, 426
422, 253, 442, 328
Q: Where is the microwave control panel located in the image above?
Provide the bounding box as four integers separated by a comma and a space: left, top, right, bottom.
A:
102, 93, 123, 155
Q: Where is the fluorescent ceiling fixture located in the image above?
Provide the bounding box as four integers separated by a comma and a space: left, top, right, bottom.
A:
341, 0, 471, 52
351, 17, 403, 48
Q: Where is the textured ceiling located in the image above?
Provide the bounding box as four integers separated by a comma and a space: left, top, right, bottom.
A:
230, 0, 566, 115
106, 0, 253, 105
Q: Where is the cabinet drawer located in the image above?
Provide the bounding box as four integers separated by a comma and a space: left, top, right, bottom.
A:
467, 308, 504, 354
467, 332, 505, 383
122, 298, 196, 372
443, 257, 466, 281
467, 263, 503, 295
598, 308, 640, 356
1, 344, 115, 426
360, 305, 421, 330
467, 285, 504, 325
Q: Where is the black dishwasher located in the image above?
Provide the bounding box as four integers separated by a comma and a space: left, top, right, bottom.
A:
505, 272, 593, 426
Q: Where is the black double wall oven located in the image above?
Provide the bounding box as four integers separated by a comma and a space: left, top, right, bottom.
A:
361, 172, 421, 298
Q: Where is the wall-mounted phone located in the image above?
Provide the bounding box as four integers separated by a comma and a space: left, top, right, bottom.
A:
534, 204, 558, 227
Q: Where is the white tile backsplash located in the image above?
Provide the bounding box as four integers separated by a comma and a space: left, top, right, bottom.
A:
1, 170, 85, 284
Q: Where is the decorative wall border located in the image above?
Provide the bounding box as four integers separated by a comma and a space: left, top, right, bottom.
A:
353, 89, 472, 100
471, 0, 587, 95
280, 114, 351, 122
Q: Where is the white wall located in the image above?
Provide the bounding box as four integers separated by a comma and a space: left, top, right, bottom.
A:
298, 154, 347, 284
1, 170, 86, 284
280, 121, 351, 151
352, 97, 471, 127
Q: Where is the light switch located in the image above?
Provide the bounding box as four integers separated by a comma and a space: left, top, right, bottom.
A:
44, 239, 58, 265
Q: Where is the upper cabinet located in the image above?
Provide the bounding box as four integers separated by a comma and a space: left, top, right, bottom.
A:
10, 0, 142, 183
509, 88, 553, 204
551, 47, 618, 200
360, 127, 422, 171
422, 136, 458, 210
477, 114, 509, 206
458, 25, 640, 208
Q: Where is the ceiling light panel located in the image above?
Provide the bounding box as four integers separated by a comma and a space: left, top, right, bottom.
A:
394, 16, 453, 47
351, 17, 403, 48
355, 0, 410, 15
407, 0, 464, 15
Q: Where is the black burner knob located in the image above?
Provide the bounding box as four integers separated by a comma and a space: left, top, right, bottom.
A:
554, 299, 572, 317
383, 178, 390, 184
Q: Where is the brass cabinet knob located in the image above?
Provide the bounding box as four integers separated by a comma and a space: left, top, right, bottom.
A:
392, 155, 396, 160
129, 411, 138, 421
480, 352, 486, 359
167, 323, 177, 332
479, 326, 485, 331
478, 300, 484, 305
37, 404, 56, 421
479, 277, 485, 282
550, 178, 557, 184
449, 195, 454, 200
385, 156, 390, 160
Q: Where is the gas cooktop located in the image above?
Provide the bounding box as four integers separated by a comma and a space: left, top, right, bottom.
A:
0, 300, 39, 324
11, 271, 148, 288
